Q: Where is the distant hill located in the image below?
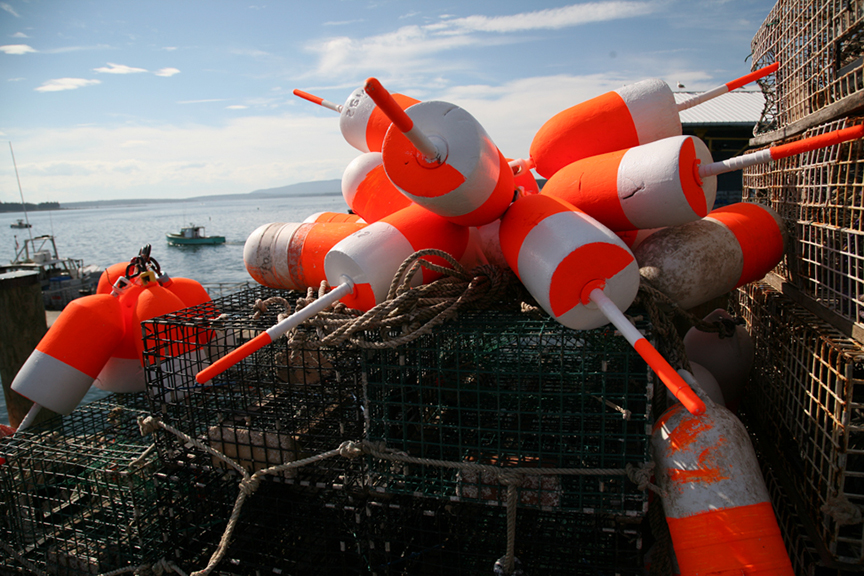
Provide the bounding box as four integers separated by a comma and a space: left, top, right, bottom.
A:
62, 179, 343, 209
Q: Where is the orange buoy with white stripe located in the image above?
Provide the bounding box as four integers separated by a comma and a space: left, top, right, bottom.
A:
529, 64, 779, 178
634, 202, 787, 310
342, 152, 413, 222
244, 220, 367, 290
652, 373, 794, 575
93, 276, 145, 393
324, 202, 470, 311
293, 86, 420, 153
541, 135, 716, 231
366, 78, 516, 227
11, 293, 125, 414
303, 211, 365, 224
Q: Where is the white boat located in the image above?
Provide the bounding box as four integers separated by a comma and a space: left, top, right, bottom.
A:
10, 218, 31, 229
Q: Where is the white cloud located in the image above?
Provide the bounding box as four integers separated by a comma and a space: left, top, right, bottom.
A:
226, 105, 248, 109
0, 44, 36, 55
94, 62, 148, 74
178, 98, 226, 104
11, 32, 28, 38
35, 78, 101, 92
154, 67, 180, 77
1, 3, 19, 17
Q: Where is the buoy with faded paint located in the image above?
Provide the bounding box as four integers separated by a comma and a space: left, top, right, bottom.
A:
634, 202, 787, 310
684, 308, 754, 412
498, 193, 705, 415
666, 361, 724, 407
652, 370, 794, 575
11, 293, 125, 419
541, 135, 716, 231
366, 77, 516, 227
529, 64, 779, 178
324, 202, 471, 311
293, 87, 419, 153
244, 220, 367, 290
342, 152, 413, 222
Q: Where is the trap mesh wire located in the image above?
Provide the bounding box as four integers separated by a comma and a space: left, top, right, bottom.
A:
741, 116, 864, 339
0, 395, 161, 576
733, 281, 864, 566
750, 0, 864, 135
142, 285, 366, 488
363, 307, 653, 516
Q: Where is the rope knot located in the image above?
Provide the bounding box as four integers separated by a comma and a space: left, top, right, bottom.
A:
239, 475, 261, 496
497, 471, 523, 487
137, 415, 160, 436
338, 440, 365, 459
822, 492, 863, 525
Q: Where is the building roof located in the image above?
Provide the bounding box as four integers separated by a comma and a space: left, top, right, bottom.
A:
674, 89, 766, 125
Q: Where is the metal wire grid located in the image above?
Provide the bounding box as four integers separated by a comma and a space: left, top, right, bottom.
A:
733, 281, 864, 565
0, 397, 162, 576
742, 116, 864, 334
363, 308, 653, 516
750, 0, 864, 134
142, 286, 367, 487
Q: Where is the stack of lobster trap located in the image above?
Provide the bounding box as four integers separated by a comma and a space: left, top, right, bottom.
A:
735, 1, 864, 574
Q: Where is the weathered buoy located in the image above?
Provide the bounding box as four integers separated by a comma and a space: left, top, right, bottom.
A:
540, 135, 716, 231
341, 152, 412, 222
529, 64, 779, 178
366, 77, 516, 227
324, 202, 471, 311
244, 220, 367, 290
635, 202, 787, 310
652, 372, 794, 575
666, 361, 724, 407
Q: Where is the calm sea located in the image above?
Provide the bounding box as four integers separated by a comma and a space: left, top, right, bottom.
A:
0, 193, 349, 425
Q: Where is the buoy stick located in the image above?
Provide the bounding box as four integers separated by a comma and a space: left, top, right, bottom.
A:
195, 278, 354, 384
676, 62, 780, 112
14, 402, 41, 434
698, 124, 864, 178
364, 77, 442, 162
293, 89, 343, 113
589, 288, 706, 415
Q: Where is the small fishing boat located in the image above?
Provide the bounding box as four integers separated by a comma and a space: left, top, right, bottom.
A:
0, 234, 101, 309
166, 224, 226, 246
10, 218, 31, 229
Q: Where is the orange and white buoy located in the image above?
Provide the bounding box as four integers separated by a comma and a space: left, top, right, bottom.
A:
303, 211, 365, 224
366, 77, 516, 227
341, 152, 413, 222
634, 202, 787, 310
324, 202, 471, 311
540, 135, 716, 231
11, 293, 125, 416
652, 372, 794, 575
244, 220, 367, 291
529, 64, 779, 178
293, 86, 420, 153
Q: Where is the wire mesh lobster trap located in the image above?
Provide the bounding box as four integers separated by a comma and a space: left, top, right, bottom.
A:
742, 115, 864, 341
362, 307, 654, 517
142, 285, 367, 488
0, 395, 161, 576
733, 281, 864, 567
750, 0, 864, 137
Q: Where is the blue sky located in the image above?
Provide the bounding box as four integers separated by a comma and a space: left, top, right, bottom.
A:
1, 0, 775, 203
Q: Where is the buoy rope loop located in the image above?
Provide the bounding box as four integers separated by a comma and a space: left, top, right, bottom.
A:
625, 462, 667, 498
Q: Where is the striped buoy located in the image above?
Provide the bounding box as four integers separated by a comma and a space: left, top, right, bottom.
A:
540, 135, 716, 231
11, 293, 125, 414
244, 220, 367, 290
93, 278, 145, 393
652, 374, 794, 575
303, 211, 365, 224
342, 152, 412, 222
324, 203, 470, 311
634, 202, 787, 309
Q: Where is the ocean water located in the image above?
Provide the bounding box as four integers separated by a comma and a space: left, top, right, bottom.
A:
0, 193, 349, 425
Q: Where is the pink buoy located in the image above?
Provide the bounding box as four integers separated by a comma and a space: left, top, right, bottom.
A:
244, 220, 367, 291
342, 152, 412, 222
324, 203, 470, 311
540, 135, 716, 231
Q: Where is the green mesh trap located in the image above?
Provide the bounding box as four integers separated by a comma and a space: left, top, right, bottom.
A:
363, 307, 654, 516
0, 395, 161, 576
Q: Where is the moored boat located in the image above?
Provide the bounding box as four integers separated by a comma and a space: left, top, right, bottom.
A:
10, 218, 31, 229
166, 224, 225, 246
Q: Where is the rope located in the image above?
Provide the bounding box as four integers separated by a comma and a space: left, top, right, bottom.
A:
822, 492, 863, 526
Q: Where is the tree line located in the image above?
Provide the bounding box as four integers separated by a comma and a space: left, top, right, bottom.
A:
0, 201, 61, 213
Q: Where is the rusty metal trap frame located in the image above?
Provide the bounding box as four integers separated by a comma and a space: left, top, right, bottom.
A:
0, 395, 162, 576
750, 0, 864, 138
361, 307, 654, 517
741, 115, 864, 341
733, 281, 864, 566
142, 285, 367, 488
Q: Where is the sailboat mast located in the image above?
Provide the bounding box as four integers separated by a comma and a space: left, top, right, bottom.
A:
9, 142, 33, 242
